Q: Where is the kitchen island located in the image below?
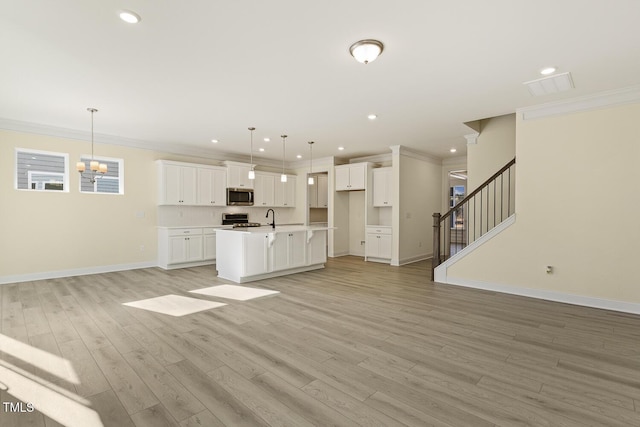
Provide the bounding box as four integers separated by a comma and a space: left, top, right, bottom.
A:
215, 225, 330, 283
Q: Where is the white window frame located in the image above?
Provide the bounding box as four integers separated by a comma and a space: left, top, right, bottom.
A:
15, 148, 69, 192
78, 155, 124, 195
27, 171, 65, 191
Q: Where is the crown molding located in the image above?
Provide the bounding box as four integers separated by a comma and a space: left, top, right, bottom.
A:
442, 155, 467, 166
464, 133, 479, 145
390, 145, 441, 165
0, 117, 288, 168
518, 84, 640, 121
349, 151, 392, 164
288, 156, 335, 170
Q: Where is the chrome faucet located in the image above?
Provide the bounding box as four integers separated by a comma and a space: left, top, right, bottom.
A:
265, 209, 276, 229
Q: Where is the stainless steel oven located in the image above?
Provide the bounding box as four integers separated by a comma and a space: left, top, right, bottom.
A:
226, 188, 254, 206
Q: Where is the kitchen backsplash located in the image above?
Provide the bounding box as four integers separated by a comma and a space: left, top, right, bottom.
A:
158, 205, 299, 227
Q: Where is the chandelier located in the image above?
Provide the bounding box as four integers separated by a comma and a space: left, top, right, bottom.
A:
76, 108, 107, 183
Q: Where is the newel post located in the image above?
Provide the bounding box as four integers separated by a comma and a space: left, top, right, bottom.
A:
432, 212, 441, 280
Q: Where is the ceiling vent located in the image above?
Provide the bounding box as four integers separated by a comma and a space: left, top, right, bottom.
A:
524, 72, 574, 96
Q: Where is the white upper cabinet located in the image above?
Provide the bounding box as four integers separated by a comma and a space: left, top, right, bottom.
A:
335, 163, 366, 191
316, 174, 328, 207
373, 167, 393, 207
275, 176, 296, 207
197, 166, 227, 206
225, 162, 254, 189
158, 160, 230, 206
254, 173, 275, 207
308, 174, 328, 207
158, 161, 197, 205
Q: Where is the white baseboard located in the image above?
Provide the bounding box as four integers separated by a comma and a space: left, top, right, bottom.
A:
0, 261, 158, 285
329, 251, 351, 258
442, 276, 640, 315
396, 253, 431, 266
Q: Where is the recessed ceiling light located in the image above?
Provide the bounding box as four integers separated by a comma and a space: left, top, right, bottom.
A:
450, 148, 457, 153
540, 67, 556, 76
259, 148, 265, 152
296, 154, 302, 159
119, 10, 141, 24
367, 114, 377, 120
211, 139, 218, 143
264, 137, 270, 142
338, 146, 345, 151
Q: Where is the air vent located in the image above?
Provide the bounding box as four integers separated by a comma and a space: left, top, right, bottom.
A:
524, 72, 574, 96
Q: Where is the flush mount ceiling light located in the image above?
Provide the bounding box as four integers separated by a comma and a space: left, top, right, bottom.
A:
211, 139, 218, 143
349, 39, 384, 64
264, 137, 270, 142
450, 148, 457, 153
119, 10, 141, 24
367, 114, 377, 120
338, 146, 345, 151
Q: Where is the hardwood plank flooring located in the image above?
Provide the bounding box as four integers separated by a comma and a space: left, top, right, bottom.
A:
1, 256, 640, 426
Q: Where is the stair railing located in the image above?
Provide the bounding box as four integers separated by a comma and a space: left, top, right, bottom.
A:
432, 157, 516, 279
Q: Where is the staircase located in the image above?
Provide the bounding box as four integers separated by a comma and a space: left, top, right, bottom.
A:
431, 158, 516, 280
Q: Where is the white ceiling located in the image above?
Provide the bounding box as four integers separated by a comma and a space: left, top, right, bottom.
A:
2, 0, 640, 163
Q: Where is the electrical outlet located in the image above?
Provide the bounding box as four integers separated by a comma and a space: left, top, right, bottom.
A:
139, 245, 145, 252
546, 266, 553, 274
361, 240, 366, 245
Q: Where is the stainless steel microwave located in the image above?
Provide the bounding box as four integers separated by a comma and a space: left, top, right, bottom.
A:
227, 187, 254, 206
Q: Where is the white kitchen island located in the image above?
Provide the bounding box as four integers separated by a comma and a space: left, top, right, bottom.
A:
215, 225, 330, 283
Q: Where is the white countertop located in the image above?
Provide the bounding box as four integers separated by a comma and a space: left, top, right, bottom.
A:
216, 225, 333, 234
157, 225, 234, 230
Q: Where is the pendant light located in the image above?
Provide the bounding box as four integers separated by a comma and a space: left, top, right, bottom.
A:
280, 134, 288, 183
76, 107, 107, 183
307, 141, 315, 185
248, 127, 256, 180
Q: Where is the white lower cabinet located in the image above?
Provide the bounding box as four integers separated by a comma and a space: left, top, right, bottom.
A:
242, 233, 270, 276
203, 228, 217, 260
307, 229, 327, 265
216, 228, 328, 283
365, 226, 392, 263
272, 231, 307, 271
158, 227, 220, 269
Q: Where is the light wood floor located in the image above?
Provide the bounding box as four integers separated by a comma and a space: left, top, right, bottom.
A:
2, 256, 640, 426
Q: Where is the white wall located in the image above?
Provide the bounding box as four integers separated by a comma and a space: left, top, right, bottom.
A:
394, 148, 442, 265
446, 102, 640, 306
467, 114, 515, 191
348, 191, 366, 256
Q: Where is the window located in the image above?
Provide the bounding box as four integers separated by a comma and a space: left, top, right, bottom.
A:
79, 156, 124, 194
15, 148, 69, 192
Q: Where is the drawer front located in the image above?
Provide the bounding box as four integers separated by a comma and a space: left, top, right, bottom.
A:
167, 228, 204, 237
365, 227, 392, 235
203, 227, 218, 235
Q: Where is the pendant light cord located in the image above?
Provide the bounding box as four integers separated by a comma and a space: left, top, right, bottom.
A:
88, 107, 98, 160
248, 127, 255, 171
281, 135, 287, 175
